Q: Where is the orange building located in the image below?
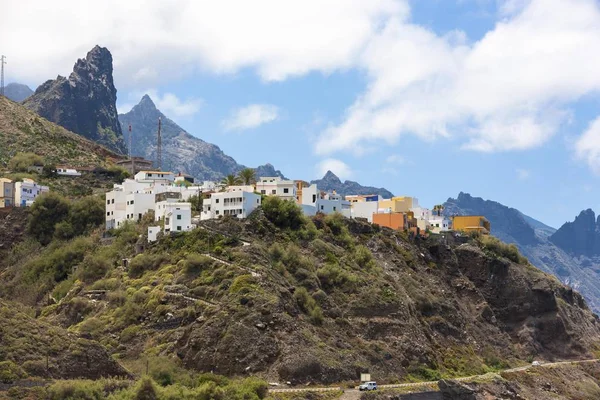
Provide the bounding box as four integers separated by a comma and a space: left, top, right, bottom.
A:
452, 216, 491, 234
373, 212, 407, 230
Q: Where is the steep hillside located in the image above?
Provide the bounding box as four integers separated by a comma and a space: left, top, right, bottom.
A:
0, 96, 120, 168
0, 300, 128, 381
118, 95, 286, 180
550, 209, 600, 257
23, 46, 127, 154
444, 192, 600, 314
2, 205, 598, 386
311, 171, 394, 198
4, 83, 33, 102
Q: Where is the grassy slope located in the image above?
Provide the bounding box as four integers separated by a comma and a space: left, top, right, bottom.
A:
0, 96, 121, 168
2, 209, 599, 388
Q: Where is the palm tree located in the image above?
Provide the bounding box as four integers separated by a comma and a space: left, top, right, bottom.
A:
238, 168, 257, 185
221, 174, 241, 186
433, 204, 444, 217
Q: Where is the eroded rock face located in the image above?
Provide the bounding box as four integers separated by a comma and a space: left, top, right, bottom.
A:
24, 46, 127, 154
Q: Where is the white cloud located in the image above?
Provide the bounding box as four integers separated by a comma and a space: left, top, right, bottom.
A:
316, 159, 352, 180
315, 0, 600, 155
575, 116, 600, 174
5, 0, 600, 159
223, 104, 279, 131
119, 89, 202, 117
1, 0, 403, 87
516, 168, 531, 180
385, 155, 406, 165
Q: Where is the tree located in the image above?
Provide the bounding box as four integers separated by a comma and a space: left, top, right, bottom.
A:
28, 192, 70, 245
8, 152, 44, 172
220, 174, 242, 186
68, 196, 105, 236
433, 204, 444, 217
238, 168, 257, 185
262, 196, 305, 230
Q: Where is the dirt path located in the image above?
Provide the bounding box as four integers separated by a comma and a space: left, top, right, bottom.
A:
339, 389, 361, 400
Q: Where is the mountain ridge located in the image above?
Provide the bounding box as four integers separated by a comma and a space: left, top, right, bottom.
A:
23, 46, 127, 154
310, 170, 394, 198
4, 82, 33, 102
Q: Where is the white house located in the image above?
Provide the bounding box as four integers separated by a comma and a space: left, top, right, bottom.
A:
14, 179, 49, 207
428, 215, 450, 234
255, 177, 296, 201
55, 166, 82, 177
134, 171, 175, 183
125, 192, 155, 222
148, 226, 160, 242
351, 201, 379, 223
155, 200, 192, 233
300, 185, 351, 217
201, 191, 261, 220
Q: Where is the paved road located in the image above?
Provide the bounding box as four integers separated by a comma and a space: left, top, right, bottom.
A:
269, 358, 600, 396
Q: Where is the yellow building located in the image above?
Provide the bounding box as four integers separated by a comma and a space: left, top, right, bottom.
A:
0, 178, 14, 208
452, 216, 491, 234
378, 196, 417, 213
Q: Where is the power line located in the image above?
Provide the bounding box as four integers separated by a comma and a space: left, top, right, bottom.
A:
0, 55, 6, 97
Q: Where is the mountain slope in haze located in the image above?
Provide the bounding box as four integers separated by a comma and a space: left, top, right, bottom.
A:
118, 95, 286, 181
550, 209, 600, 257
0, 96, 120, 168
4, 82, 33, 102
310, 170, 394, 198
23, 46, 127, 154
444, 192, 600, 314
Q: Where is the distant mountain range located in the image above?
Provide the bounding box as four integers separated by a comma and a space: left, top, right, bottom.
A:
445, 192, 600, 313
310, 171, 394, 198
4, 83, 33, 102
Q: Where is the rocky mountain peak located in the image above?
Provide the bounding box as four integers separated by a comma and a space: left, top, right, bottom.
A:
23, 46, 127, 154
4, 82, 34, 102
550, 209, 600, 257
138, 94, 157, 110
322, 170, 342, 184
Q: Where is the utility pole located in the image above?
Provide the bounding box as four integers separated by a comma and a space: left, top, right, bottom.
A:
0, 55, 6, 97
157, 117, 162, 170
128, 124, 135, 174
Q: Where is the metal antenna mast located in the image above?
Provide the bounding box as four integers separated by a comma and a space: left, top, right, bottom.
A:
128, 124, 135, 174
0, 56, 6, 97
157, 117, 162, 170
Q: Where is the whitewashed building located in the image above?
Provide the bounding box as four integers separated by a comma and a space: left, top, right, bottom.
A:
256, 177, 296, 201
14, 179, 49, 207
55, 166, 82, 177
125, 192, 155, 222
300, 184, 351, 217
155, 200, 192, 233
201, 190, 261, 220
428, 216, 451, 234
351, 201, 379, 223
134, 171, 175, 183
148, 226, 160, 242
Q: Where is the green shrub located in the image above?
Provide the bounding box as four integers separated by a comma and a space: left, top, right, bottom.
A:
480, 236, 528, 264
129, 254, 170, 278
26, 237, 93, 282
230, 274, 258, 294
317, 264, 358, 292
8, 152, 43, 172
77, 254, 111, 283
28, 192, 70, 245
262, 196, 305, 230
180, 254, 213, 275
0, 361, 27, 383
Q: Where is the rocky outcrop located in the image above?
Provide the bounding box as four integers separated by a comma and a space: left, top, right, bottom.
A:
310, 170, 394, 198
444, 192, 600, 314
118, 95, 285, 180
4, 83, 33, 102
23, 46, 127, 154
550, 209, 600, 257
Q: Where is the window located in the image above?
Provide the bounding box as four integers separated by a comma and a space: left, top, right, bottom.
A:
177, 226, 182, 231
215, 199, 219, 203
177, 215, 182, 220
107, 200, 110, 205
216, 210, 220, 215
111, 199, 114, 204
321, 205, 324, 210
261, 190, 266, 194
272, 190, 276, 195
312, 195, 316, 203
283, 188, 289, 194
138, 213, 142, 221
107, 212, 110, 216
257, 199, 259, 203
333, 206, 336, 211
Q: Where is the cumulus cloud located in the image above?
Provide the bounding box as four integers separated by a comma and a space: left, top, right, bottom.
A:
316, 159, 352, 180
316, 0, 600, 155
5, 0, 600, 159
575, 116, 600, 174
119, 89, 203, 117
1, 0, 403, 86
222, 104, 280, 131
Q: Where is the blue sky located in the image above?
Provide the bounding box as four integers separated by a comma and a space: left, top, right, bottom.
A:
5, 0, 600, 228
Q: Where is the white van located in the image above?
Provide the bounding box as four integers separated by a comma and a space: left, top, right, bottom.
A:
359, 381, 378, 391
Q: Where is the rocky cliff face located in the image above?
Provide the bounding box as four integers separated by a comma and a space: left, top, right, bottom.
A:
23, 46, 127, 154
550, 209, 600, 257
444, 193, 600, 314
4, 82, 33, 102
310, 170, 394, 198
118, 95, 285, 181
